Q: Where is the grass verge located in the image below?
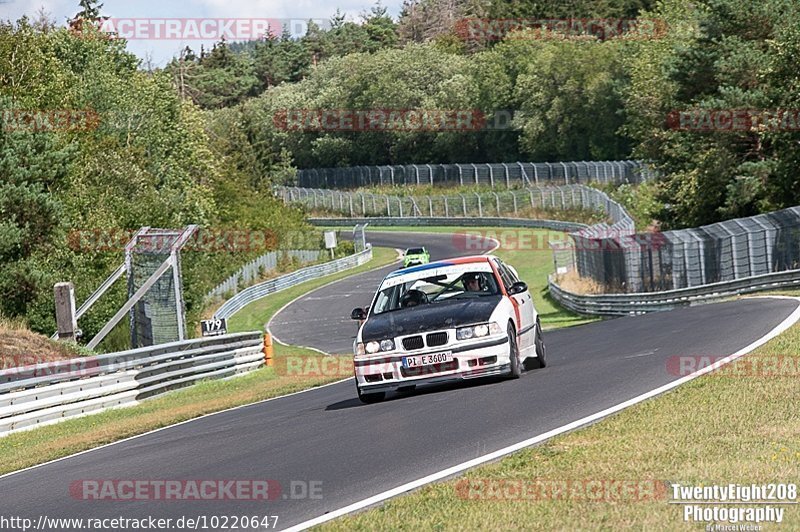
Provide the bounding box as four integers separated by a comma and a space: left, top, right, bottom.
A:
321, 291, 800, 530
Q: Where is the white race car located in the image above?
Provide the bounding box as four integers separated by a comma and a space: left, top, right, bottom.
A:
350, 255, 546, 403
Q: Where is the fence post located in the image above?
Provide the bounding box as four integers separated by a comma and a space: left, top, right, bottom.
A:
488, 164, 495, 188
459, 165, 464, 186
444, 196, 449, 217
54, 282, 78, 341
428, 195, 434, 216
475, 192, 483, 217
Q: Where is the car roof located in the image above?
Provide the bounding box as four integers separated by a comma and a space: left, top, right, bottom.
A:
393, 255, 495, 275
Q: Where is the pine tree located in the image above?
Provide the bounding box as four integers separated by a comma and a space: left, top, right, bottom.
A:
69, 0, 107, 33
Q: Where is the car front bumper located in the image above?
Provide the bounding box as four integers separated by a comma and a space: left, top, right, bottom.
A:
354, 336, 510, 394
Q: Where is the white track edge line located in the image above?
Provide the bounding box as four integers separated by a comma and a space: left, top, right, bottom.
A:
284, 296, 800, 532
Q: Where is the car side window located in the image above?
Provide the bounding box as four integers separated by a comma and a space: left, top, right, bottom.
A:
494, 260, 515, 291
504, 262, 520, 284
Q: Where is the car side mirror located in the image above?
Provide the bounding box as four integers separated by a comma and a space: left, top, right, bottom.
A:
351, 308, 367, 320
508, 281, 528, 295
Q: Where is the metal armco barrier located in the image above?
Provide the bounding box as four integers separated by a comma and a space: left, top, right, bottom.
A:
213, 246, 373, 320
308, 217, 587, 232
548, 270, 800, 316
0, 332, 264, 436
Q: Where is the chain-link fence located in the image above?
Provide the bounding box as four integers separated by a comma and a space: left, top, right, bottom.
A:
296, 160, 654, 189
280, 183, 634, 278
280, 181, 800, 295
205, 249, 323, 301
580, 207, 800, 293
279, 184, 628, 220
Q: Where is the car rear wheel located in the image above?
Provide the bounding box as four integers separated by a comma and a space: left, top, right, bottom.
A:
507, 323, 522, 379
524, 321, 547, 370
357, 383, 385, 404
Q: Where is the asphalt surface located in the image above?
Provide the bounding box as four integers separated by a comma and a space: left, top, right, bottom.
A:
1, 231, 797, 531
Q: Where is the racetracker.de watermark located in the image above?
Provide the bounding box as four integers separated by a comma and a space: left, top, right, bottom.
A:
69, 479, 323, 501
272, 109, 514, 132
67, 228, 285, 253
451, 229, 668, 252
455, 18, 668, 42
1, 109, 100, 133
455, 478, 668, 502
666, 355, 800, 377
96, 18, 329, 40
0, 356, 100, 381
666, 109, 800, 132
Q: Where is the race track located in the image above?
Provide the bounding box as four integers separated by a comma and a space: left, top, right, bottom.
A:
1, 231, 797, 531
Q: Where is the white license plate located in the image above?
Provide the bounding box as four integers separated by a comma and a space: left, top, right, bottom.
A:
402, 352, 453, 368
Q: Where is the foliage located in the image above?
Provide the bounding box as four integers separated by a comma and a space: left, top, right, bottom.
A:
0, 15, 311, 343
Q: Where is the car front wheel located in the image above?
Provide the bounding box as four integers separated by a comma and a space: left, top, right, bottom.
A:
507, 323, 522, 379
357, 383, 385, 404
524, 321, 547, 370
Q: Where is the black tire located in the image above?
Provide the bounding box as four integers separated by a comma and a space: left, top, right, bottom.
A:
524, 321, 547, 370
357, 383, 385, 404
507, 323, 522, 379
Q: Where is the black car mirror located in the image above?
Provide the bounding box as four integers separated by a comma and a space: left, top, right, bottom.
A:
508, 281, 528, 295
351, 308, 367, 320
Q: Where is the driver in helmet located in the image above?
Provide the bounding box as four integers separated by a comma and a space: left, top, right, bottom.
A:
463, 272, 483, 292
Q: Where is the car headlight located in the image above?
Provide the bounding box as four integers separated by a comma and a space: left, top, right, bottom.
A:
361, 339, 395, 354
456, 322, 502, 341
380, 339, 395, 352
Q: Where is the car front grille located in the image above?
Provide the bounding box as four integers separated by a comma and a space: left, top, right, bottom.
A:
426, 332, 448, 347
402, 335, 424, 351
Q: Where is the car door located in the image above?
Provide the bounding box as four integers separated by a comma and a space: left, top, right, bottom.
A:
496, 260, 535, 356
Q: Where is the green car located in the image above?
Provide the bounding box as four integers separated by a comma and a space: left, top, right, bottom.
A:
403, 247, 430, 268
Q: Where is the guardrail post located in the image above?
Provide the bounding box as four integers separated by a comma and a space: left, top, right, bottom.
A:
263, 333, 274, 366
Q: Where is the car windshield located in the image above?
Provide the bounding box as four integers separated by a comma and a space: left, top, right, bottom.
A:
406, 248, 425, 255
372, 269, 499, 315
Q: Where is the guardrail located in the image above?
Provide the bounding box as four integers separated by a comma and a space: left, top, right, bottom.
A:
0, 332, 264, 436
548, 270, 800, 316
213, 246, 374, 320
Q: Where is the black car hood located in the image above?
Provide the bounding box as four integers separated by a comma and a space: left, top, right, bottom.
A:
362, 296, 502, 340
